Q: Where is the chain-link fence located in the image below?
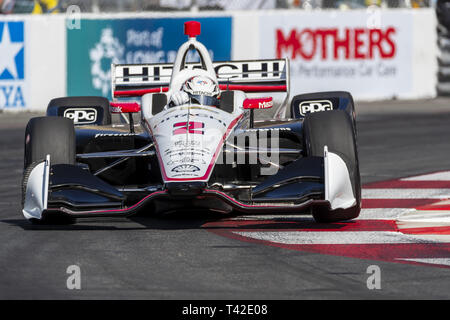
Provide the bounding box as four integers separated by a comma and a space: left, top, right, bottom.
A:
0, 0, 435, 14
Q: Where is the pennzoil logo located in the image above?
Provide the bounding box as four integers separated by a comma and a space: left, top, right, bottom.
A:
63, 108, 97, 124
299, 100, 333, 116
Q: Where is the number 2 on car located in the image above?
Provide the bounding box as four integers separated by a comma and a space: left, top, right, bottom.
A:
173, 122, 205, 135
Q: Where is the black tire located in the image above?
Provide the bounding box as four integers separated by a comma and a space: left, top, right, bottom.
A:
47, 96, 111, 125
24, 117, 76, 168
23, 117, 76, 224
303, 110, 361, 222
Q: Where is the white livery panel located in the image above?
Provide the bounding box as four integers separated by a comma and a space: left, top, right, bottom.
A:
146, 105, 242, 182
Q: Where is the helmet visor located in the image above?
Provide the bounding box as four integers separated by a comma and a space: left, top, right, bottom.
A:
190, 95, 219, 107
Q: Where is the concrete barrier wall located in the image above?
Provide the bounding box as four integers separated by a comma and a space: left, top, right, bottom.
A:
411, 9, 438, 99
233, 9, 438, 100
0, 15, 66, 111
0, 9, 438, 112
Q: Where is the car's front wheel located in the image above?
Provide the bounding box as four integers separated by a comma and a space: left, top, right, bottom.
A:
23, 117, 76, 224
303, 110, 361, 223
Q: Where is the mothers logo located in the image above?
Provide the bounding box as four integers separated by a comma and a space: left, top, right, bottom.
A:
276, 27, 396, 61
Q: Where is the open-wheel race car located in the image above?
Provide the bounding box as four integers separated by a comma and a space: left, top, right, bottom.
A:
22, 21, 361, 224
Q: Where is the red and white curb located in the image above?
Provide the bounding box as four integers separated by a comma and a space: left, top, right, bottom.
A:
203, 171, 450, 269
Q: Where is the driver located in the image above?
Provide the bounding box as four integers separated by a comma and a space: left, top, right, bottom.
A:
169, 75, 220, 107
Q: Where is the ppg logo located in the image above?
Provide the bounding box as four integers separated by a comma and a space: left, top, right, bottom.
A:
299, 100, 333, 116
63, 108, 97, 124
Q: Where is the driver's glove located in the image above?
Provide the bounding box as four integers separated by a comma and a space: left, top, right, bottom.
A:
170, 91, 189, 106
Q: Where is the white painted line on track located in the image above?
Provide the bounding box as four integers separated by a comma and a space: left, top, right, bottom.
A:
396, 258, 450, 267
397, 210, 450, 224
233, 231, 446, 245
220, 172, 450, 268
362, 189, 450, 199
401, 171, 450, 181
357, 208, 412, 220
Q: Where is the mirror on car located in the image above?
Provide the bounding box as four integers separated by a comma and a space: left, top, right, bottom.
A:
109, 102, 141, 114
243, 97, 273, 110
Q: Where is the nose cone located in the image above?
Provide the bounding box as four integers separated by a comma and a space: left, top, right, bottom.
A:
147, 105, 239, 182
166, 182, 206, 197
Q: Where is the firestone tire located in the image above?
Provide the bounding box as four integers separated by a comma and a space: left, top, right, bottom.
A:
24, 117, 76, 168
23, 117, 76, 224
303, 110, 361, 223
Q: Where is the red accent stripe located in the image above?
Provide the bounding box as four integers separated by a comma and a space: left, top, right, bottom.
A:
204, 189, 316, 209
364, 180, 450, 189
211, 229, 450, 265
243, 97, 273, 109
415, 204, 450, 211
400, 226, 450, 235
55, 190, 168, 215
362, 198, 438, 208
114, 84, 287, 97
109, 101, 141, 113
114, 87, 169, 97
220, 84, 287, 93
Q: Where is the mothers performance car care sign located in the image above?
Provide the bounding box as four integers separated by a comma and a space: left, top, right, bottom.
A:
67, 17, 232, 98
259, 10, 413, 99
0, 21, 27, 110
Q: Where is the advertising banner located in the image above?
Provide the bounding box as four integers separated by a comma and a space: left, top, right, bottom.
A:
67, 17, 232, 98
0, 20, 27, 110
259, 10, 414, 100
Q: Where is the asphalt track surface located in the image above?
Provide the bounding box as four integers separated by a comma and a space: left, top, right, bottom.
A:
1, 99, 450, 299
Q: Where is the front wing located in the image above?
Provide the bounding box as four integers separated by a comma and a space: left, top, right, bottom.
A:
22, 147, 356, 220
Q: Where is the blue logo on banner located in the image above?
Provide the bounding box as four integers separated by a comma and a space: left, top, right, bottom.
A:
0, 21, 26, 108
67, 17, 232, 98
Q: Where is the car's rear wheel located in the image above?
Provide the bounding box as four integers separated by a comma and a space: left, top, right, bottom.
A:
23, 117, 76, 224
303, 110, 361, 222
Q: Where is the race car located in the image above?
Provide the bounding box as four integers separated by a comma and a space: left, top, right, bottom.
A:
22, 21, 361, 224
